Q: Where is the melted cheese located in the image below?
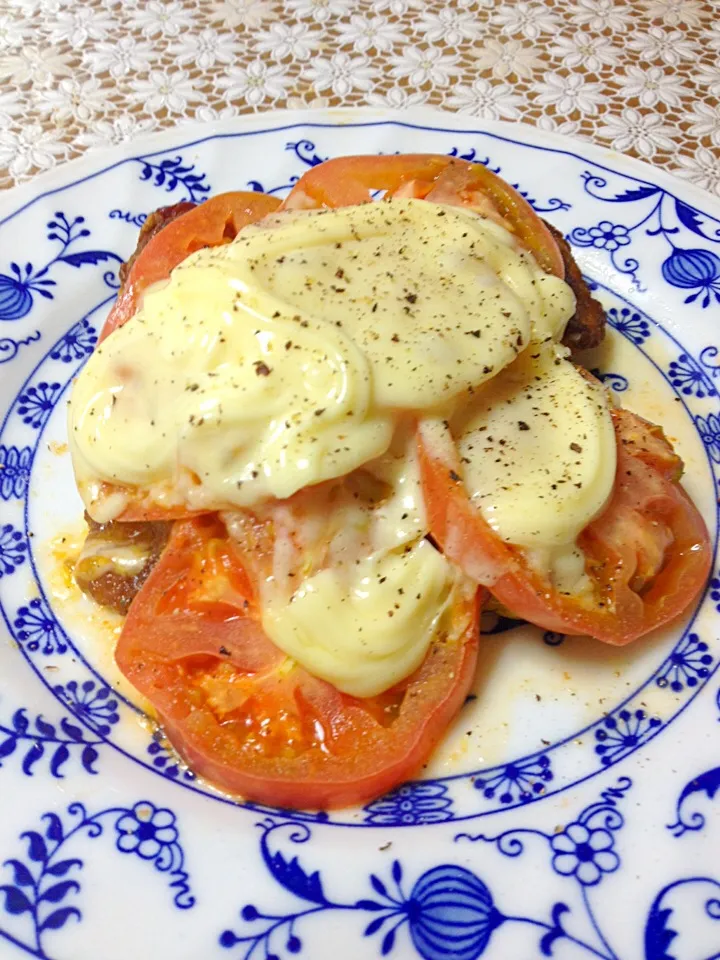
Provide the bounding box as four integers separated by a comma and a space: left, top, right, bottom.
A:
70, 268, 392, 509
239, 202, 575, 408
69, 199, 575, 517
365, 422, 426, 552
226, 426, 446, 698
77, 539, 151, 578
455, 343, 616, 549
66, 196, 613, 698
262, 537, 453, 698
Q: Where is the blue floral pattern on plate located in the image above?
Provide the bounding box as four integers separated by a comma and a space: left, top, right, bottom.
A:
0, 446, 32, 500
217, 779, 720, 960
0, 211, 121, 377
569, 170, 720, 303
0, 799, 193, 958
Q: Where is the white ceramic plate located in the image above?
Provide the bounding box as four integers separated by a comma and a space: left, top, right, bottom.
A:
0, 108, 718, 960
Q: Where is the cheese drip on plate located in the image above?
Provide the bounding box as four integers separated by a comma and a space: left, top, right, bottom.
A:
68, 198, 575, 517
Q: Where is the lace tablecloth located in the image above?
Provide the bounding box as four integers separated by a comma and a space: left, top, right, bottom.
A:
1, 0, 719, 196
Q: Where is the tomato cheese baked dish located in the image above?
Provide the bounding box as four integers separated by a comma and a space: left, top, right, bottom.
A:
67, 155, 711, 809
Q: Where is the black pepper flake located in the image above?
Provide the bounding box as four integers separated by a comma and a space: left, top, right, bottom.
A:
314, 408, 326, 417
570, 442, 583, 453
254, 361, 271, 376
518, 421, 530, 431
218, 646, 231, 656
449, 469, 461, 482
466, 330, 482, 339
405, 293, 417, 304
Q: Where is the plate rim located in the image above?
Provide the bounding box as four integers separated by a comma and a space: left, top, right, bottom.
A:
1, 106, 719, 226
0, 104, 719, 960
0, 104, 717, 829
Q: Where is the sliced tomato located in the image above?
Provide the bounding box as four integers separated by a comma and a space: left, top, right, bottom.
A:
115, 515, 480, 809
282, 154, 564, 277
101, 191, 281, 341
418, 408, 711, 645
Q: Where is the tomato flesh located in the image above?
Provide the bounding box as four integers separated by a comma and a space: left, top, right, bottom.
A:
282, 154, 564, 277
101, 191, 281, 342
115, 516, 480, 809
418, 408, 711, 645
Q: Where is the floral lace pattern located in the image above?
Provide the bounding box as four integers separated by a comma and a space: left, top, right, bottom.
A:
0, 0, 718, 195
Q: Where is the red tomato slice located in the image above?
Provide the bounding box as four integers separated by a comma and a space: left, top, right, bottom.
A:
282, 154, 564, 278
115, 515, 481, 809
101, 191, 281, 341
417, 408, 711, 645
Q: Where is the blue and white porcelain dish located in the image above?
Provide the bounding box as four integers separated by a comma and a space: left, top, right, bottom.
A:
0, 107, 718, 960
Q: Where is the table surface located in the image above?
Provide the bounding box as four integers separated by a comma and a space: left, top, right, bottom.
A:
0, 0, 719, 197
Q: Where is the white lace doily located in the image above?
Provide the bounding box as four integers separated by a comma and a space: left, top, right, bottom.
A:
1, 0, 719, 196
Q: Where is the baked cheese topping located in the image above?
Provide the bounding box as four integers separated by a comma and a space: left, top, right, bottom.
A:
68, 197, 614, 696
